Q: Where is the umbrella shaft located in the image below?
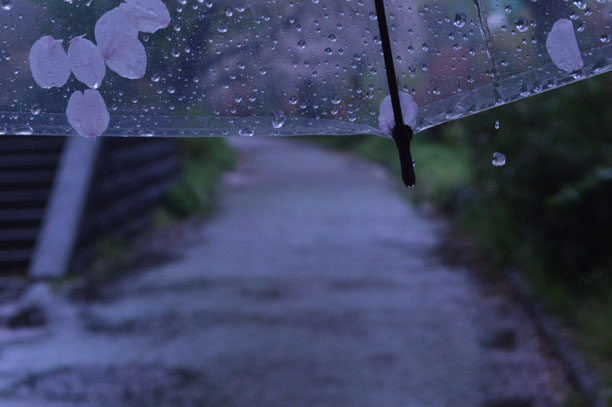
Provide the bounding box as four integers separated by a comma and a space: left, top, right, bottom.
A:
373, 0, 404, 129
374, 0, 415, 188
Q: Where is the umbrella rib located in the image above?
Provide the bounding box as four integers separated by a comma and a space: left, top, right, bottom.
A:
373, 0, 416, 187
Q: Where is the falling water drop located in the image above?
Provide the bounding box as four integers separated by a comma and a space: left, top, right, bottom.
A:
492, 152, 506, 167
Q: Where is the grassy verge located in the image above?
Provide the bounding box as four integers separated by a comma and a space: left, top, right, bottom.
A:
307, 131, 473, 208
84, 138, 236, 280
159, 138, 236, 220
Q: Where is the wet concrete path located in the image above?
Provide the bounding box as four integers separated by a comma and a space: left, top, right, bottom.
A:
0, 139, 568, 406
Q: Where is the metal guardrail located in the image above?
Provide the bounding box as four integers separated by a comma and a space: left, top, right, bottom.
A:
0, 135, 179, 276
70, 137, 180, 273
0, 136, 65, 273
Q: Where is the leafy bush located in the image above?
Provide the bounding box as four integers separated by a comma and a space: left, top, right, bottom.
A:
306, 133, 472, 208
310, 74, 612, 386
163, 138, 236, 218
445, 75, 612, 289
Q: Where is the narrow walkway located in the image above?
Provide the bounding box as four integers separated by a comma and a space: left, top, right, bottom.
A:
0, 139, 567, 406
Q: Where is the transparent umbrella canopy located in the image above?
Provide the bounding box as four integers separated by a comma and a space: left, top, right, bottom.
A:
0, 0, 610, 139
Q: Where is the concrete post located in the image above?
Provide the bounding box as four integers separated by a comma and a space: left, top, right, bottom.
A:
29, 137, 101, 277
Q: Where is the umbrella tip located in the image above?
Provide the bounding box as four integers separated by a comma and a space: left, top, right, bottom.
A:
392, 124, 416, 189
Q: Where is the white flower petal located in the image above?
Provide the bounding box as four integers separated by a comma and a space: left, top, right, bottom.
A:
66, 90, 110, 138
68, 37, 106, 89
123, 0, 171, 33
95, 6, 139, 60
95, 6, 147, 79
378, 92, 418, 135
546, 19, 584, 73
105, 37, 147, 79
28, 36, 71, 89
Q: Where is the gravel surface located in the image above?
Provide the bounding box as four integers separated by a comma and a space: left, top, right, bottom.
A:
0, 138, 569, 406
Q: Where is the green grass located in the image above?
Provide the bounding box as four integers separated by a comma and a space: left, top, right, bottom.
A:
543, 286, 612, 392
160, 138, 236, 220
82, 237, 132, 282
307, 132, 473, 207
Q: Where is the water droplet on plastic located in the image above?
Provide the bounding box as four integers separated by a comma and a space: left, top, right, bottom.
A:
239, 127, 254, 137
271, 110, 286, 129
515, 17, 529, 32
454, 13, 466, 28
573, 0, 586, 10
12, 125, 34, 135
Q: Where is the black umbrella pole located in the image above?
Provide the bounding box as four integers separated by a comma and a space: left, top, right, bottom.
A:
373, 0, 416, 188
392, 124, 416, 188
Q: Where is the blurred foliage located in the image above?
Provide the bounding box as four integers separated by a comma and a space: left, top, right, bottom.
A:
307, 134, 473, 206
162, 138, 236, 218
85, 139, 236, 279
310, 74, 612, 390
318, 74, 612, 291
448, 74, 612, 291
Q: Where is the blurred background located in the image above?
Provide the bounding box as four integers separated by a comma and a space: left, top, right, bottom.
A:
0, 73, 609, 407
0, 0, 610, 405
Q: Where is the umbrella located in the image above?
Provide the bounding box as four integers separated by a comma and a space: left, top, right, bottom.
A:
0, 0, 610, 186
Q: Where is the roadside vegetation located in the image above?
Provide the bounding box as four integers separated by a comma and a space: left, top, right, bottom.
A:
160, 138, 236, 220
84, 138, 236, 279
310, 75, 612, 401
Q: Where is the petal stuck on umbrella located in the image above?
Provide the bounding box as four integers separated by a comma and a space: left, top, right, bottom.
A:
68, 36, 106, 89
94, 6, 139, 56
378, 92, 418, 135
122, 0, 171, 34
66, 90, 110, 138
104, 36, 147, 80
95, 6, 147, 79
546, 19, 584, 73
28, 36, 71, 89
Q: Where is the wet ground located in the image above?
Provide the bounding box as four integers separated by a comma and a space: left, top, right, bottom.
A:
0, 139, 568, 406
